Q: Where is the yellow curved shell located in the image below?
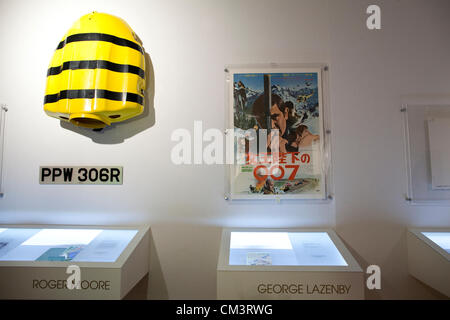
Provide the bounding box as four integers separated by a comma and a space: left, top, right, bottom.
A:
44, 12, 146, 129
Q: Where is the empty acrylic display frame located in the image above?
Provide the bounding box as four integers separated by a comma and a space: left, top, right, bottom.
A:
402, 104, 450, 204
224, 64, 332, 201
0, 225, 150, 299
0, 104, 7, 196
217, 229, 364, 300
407, 229, 450, 297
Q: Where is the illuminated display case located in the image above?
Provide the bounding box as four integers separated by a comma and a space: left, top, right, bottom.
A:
407, 229, 450, 297
0, 225, 150, 299
217, 228, 364, 300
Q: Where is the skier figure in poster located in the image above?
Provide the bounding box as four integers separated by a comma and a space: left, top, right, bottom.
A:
236, 81, 247, 112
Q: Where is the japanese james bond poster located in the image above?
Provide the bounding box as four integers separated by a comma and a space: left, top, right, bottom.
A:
229, 68, 326, 199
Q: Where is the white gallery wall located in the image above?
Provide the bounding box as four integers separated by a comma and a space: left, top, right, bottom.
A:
0, 0, 449, 299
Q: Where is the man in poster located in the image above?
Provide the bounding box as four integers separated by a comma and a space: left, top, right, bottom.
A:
252, 93, 291, 153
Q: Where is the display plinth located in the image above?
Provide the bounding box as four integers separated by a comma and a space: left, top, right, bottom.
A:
0, 225, 150, 300
217, 228, 364, 300
407, 229, 450, 297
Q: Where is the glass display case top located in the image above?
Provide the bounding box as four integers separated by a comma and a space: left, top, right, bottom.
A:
229, 231, 348, 266
422, 232, 450, 253
0, 228, 138, 262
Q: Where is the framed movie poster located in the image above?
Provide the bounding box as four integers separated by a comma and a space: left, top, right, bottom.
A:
227, 65, 329, 200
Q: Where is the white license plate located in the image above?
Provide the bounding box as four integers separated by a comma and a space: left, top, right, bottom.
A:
39, 166, 123, 185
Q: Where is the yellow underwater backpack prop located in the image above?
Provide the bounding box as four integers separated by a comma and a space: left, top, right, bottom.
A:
44, 12, 146, 130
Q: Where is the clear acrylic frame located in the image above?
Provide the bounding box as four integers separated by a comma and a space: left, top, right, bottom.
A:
402, 103, 450, 205
0, 104, 7, 196
224, 63, 332, 202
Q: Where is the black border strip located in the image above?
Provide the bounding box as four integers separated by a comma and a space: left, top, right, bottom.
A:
47, 60, 145, 79
44, 89, 143, 105
0, 300, 442, 318
56, 33, 144, 54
